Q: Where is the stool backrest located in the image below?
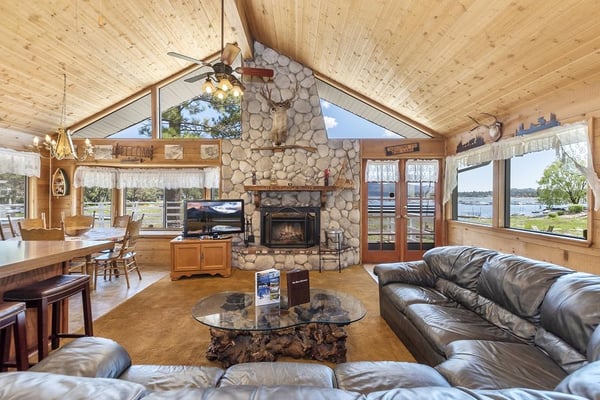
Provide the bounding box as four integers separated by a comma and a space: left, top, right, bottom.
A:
20, 225, 65, 241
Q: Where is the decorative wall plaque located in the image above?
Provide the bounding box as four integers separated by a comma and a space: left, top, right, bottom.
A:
165, 144, 184, 160
51, 168, 69, 197
385, 142, 420, 155
201, 144, 219, 160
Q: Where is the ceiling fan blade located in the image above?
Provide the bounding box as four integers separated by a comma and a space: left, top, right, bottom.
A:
184, 72, 211, 83
235, 67, 275, 78
168, 51, 211, 67
221, 43, 241, 65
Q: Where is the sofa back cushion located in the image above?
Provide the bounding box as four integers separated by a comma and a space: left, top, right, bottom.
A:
424, 246, 498, 290
477, 254, 573, 323
540, 272, 600, 355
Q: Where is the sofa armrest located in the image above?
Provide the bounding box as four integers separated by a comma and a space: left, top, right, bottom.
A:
374, 261, 436, 287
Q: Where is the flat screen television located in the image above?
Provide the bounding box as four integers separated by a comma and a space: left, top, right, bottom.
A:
183, 199, 245, 237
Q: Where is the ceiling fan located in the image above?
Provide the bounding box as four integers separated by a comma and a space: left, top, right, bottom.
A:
167, 0, 273, 98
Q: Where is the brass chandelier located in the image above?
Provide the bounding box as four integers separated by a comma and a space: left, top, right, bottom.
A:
32, 74, 94, 160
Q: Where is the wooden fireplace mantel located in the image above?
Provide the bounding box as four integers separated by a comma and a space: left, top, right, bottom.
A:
244, 185, 338, 207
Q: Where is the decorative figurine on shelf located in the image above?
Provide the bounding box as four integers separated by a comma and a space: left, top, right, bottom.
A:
252, 172, 257, 185
324, 169, 330, 186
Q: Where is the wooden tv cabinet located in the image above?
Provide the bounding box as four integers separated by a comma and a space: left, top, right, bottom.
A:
170, 236, 232, 280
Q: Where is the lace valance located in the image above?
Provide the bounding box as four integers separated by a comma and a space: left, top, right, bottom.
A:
74, 167, 220, 189
0, 148, 41, 177
443, 122, 600, 210
365, 160, 399, 182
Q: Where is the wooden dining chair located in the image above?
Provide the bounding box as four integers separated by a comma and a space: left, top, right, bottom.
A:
17, 217, 46, 233
63, 212, 96, 236
93, 218, 143, 289
6, 215, 18, 238
112, 215, 131, 228
19, 224, 87, 274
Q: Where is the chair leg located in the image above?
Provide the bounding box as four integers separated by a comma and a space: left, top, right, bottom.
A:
0, 328, 8, 372
13, 311, 28, 370
122, 260, 131, 288
37, 299, 49, 361
51, 301, 61, 350
81, 284, 93, 336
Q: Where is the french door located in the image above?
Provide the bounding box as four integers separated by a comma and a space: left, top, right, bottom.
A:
361, 159, 441, 263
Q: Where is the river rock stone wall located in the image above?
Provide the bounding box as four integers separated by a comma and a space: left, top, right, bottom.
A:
220, 42, 360, 271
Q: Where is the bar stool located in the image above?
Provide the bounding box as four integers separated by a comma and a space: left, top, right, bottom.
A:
3, 275, 93, 362
0, 301, 29, 371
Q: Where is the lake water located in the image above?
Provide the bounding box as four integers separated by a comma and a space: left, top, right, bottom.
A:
458, 196, 553, 218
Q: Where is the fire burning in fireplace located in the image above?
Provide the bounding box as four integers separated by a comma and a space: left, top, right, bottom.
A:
261, 206, 320, 248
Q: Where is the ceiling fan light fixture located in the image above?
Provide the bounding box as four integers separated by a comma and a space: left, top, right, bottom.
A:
202, 78, 216, 94
231, 84, 243, 97
214, 89, 226, 100
218, 77, 233, 91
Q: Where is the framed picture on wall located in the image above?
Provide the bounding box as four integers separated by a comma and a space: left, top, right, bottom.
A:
94, 145, 113, 160
201, 144, 219, 160
165, 144, 184, 160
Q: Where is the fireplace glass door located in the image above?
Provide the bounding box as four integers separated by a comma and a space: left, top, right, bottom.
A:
261, 206, 320, 248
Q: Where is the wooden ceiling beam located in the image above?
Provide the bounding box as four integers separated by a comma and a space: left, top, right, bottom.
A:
224, 0, 254, 60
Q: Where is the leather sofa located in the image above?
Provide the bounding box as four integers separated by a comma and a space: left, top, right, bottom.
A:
375, 245, 600, 398
0, 336, 596, 399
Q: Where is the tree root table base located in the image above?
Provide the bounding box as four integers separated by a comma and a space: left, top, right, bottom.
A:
206, 323, 348, 367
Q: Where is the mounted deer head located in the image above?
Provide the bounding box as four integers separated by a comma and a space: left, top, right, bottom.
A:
467, 113, 503, 142
258, 83, 298, 146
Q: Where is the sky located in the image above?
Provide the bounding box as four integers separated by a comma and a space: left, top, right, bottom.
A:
458, 149, 557, 191
320, 100, 402, 139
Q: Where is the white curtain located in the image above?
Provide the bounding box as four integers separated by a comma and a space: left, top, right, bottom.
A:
73, 167, 117, 188
73, 166, 220, 189
406, 159, 439, 182
443, 122, 600, 210
365, 160, 399, 182
0, 148, 41, 177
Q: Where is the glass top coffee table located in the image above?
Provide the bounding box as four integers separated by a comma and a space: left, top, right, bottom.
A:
192, 288, 366, 366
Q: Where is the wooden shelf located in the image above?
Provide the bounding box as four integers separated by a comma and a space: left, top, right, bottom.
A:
244, 185, 338, 207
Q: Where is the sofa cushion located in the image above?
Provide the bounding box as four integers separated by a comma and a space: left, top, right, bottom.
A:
334, 361, 450, 394
424, 246, 498, 290
0, 372, 145, 400
535, 328, 588, 373
365, 387, 586, 400
435, 340, 567, 390
436, 279, 537, 343
405, 303, 519, 357
587, 324, 600, 362
119, 365, 224, 391
555, 360, 600, 399
540, 272, 600, 355
143, 385, 365, 400
29, 336, 131, 378
374, 260, 436, 287
218, 362, 336, 388
477, 254, 573, 323
381, 283, 453, 310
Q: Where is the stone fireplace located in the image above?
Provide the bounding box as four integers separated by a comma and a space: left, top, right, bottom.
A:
261, 206, 320, 248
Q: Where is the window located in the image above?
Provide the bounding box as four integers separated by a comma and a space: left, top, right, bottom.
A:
75, 94, 152, 139
506, 149, 588, 238
82, 187, 113, 227
0, 173, 26, 222
124, 188, 213, 229
454, 162, 493, 225
159, 70, 241, 139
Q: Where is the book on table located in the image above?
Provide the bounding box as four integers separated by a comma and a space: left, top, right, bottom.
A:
286, 269, 310, 307
255, 268, 281, 306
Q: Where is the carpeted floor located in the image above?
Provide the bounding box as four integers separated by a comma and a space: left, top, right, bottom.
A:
92, 265, 415, 367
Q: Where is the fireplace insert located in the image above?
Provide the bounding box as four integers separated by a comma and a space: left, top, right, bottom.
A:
261, 206, 320, 248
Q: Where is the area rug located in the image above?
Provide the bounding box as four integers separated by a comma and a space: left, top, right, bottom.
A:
93, 265, 415, 367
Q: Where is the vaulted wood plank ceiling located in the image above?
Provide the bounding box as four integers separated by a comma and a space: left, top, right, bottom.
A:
0, 0, 598, 145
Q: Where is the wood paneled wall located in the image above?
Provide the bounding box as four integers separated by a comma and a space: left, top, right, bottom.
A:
446, 78, 600, 274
